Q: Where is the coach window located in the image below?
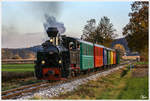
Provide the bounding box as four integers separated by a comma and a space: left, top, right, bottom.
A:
85, 46, 86, 55
85, 45, 86, 55
87, 45, 88, 55
86, 45, 89, 55
69, 42, 74, 50
77, 42, 80, 50
86, 45, 87, 55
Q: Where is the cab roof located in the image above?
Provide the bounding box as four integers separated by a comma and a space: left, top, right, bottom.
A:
66, 36, 115, 51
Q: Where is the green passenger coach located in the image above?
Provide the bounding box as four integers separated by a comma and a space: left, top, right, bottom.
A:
80, 41, 94, 70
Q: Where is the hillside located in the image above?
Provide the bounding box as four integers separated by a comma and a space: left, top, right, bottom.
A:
2, 45, 43, 59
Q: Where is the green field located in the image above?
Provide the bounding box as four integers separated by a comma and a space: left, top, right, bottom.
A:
2, 64, 34, 72
118, 76, 148, 99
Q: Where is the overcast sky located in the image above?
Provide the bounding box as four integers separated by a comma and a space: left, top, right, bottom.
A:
2, 1, 132, 48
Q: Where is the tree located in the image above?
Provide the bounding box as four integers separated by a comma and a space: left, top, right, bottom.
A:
123, 1, 148, 54
82, 16, 116, 47
96, 16, 117, 46
82, 19, 96, 43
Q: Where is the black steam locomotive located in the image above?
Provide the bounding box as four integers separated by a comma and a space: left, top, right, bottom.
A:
34, 27, 79, 80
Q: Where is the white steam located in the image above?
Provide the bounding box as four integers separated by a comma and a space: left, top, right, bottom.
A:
43, 14, 66, 34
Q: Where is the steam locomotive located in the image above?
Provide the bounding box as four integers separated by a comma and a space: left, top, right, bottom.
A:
34, 27, 120, 81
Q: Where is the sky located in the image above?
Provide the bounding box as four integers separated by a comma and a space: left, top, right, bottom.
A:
2, 1, 132, 48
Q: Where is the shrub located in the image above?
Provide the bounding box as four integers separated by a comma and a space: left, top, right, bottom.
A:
120, 68, 129, 78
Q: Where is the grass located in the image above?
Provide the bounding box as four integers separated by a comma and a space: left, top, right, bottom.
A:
2, 63, 36, 90
52, 64, 148, 100
2, 64, 34, 72
134, 61, 148, 65
118, 76, 148, 99
2, 71, 34, 82
2, 64, 35, 82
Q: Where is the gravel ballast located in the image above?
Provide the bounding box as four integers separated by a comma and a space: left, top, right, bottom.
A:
19, 65, 124, 99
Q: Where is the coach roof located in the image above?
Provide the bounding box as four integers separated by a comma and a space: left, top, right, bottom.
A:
77, 39, 93, 46
106, 47, 115, 51
94, 44, 105, 48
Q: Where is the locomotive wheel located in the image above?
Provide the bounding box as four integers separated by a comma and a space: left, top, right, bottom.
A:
71, 71, 76, 77
48, 80, 54, 83
76, 71, 80, 76
71, 71, 75, 77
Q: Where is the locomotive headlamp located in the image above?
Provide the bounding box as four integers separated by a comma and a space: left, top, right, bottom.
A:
41, 60, 45, 64
59, 60, 62, 64
49, 51, 54, 54
50, 39, 53, 42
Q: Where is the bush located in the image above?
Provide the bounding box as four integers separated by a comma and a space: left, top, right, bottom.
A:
120, 67, 129, 78
120, 69, 128, 77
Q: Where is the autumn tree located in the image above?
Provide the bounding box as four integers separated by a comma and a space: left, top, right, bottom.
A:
82, 16, 116, 47
123, 1, 148, 54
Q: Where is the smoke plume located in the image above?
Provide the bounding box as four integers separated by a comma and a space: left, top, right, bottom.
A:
43, 14, 66, 34
2, 2, 64, 48
30, 2, 64, 19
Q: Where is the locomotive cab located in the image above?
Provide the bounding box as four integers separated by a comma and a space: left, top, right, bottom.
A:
61, 37, 80, 74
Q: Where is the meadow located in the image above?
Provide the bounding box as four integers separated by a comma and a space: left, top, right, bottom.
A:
2, 64, 34, 72
2, 63, 36, 91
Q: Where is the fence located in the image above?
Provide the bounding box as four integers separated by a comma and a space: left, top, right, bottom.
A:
2, 59, 35, 64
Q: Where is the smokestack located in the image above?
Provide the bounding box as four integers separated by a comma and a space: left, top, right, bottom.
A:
46, 27, 58, 37
46, 27, 60, 45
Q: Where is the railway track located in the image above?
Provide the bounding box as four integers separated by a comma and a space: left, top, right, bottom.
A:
2, 81, 48, 99
2, 78, 68, 99
2, 60, 133, 99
